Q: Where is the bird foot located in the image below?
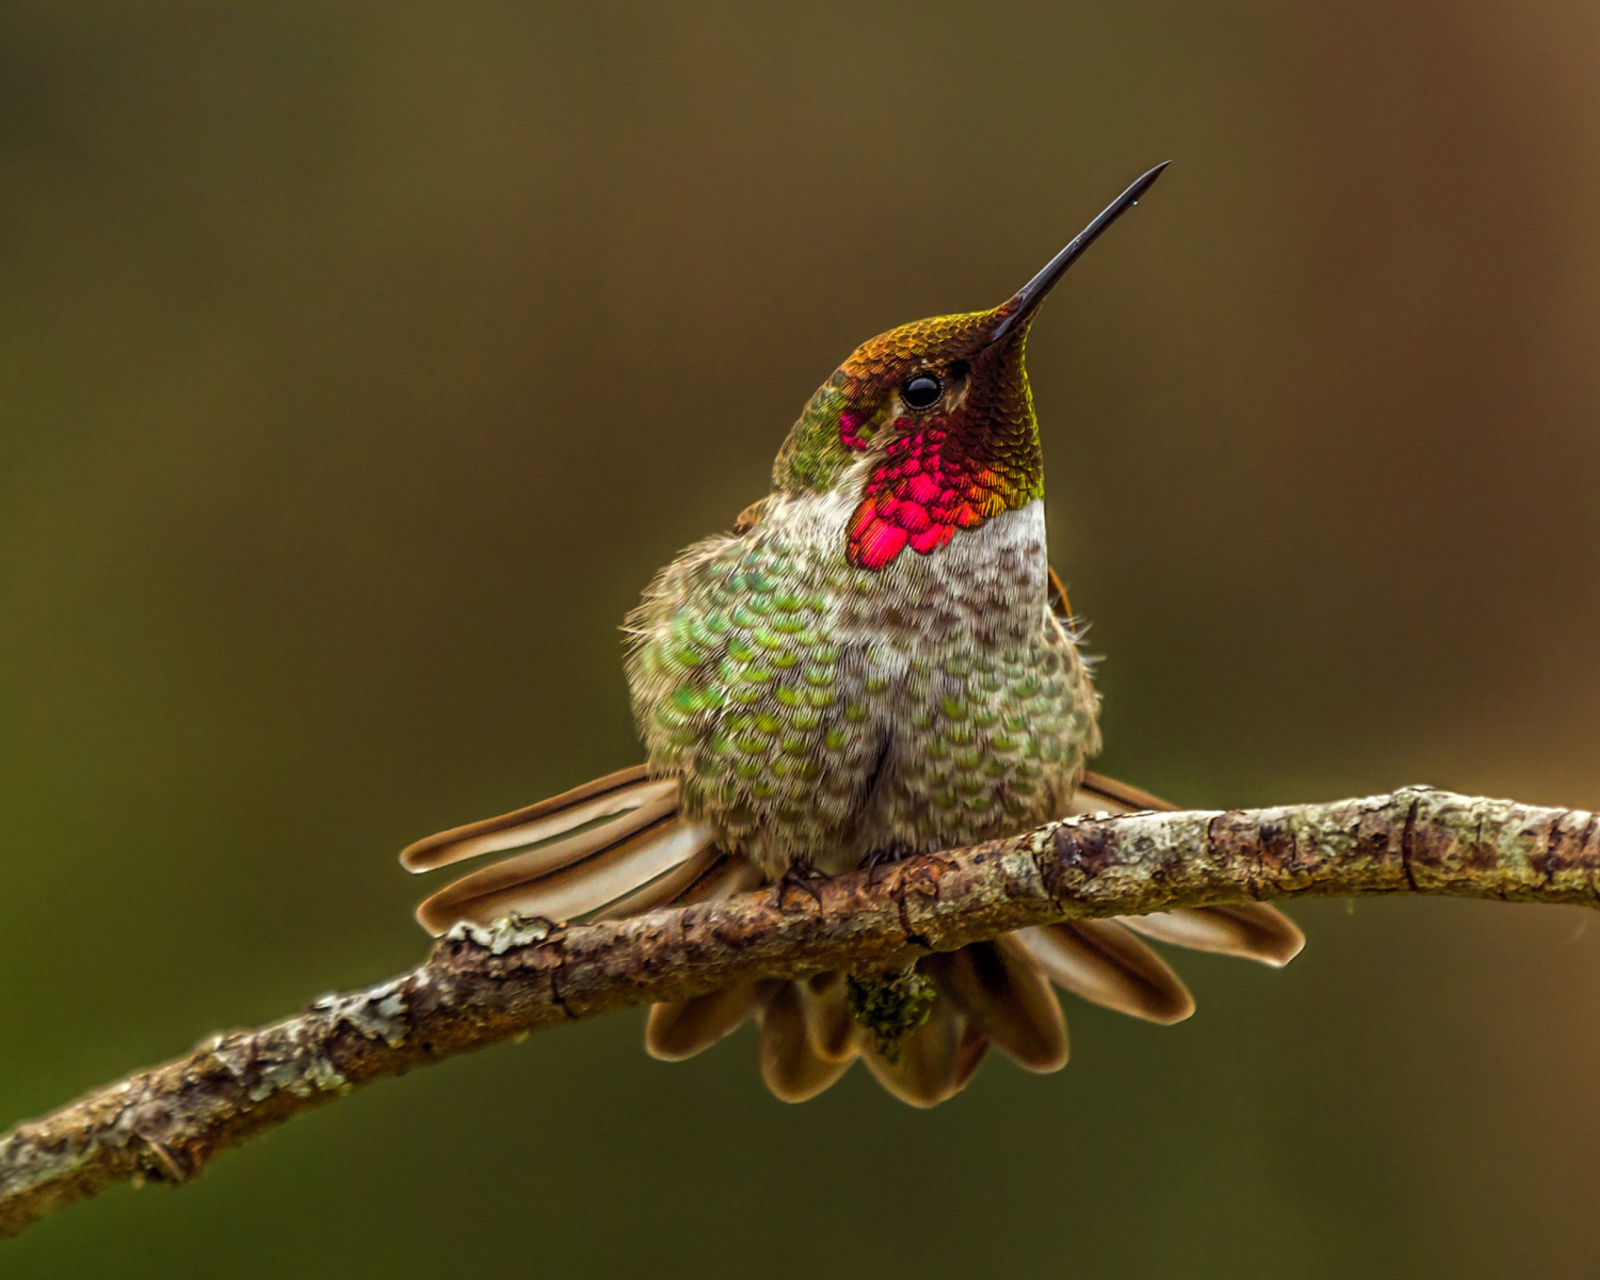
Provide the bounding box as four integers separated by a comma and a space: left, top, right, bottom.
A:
772, 864, 825, 911
862, 843, 915, 887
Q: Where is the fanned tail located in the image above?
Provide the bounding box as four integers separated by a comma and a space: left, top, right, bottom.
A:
403, 766, 1303, 1106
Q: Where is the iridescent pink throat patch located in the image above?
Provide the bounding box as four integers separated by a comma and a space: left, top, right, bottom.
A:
845, 424, 1008, 570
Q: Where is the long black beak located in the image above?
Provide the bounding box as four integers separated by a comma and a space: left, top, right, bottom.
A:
989, 161, 1169, 344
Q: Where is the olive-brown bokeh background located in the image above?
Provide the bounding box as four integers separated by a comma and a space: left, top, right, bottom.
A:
6, 2, 1600, 1274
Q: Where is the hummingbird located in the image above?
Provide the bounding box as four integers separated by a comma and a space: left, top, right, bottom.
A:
400, 164, 1304, 1107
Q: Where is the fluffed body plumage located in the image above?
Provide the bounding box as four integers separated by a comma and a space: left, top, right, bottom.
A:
628, 494, 1095, 878
401, 165, 1304, 1106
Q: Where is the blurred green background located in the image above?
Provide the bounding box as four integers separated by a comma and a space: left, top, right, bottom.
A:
5, 1, 1600, 1274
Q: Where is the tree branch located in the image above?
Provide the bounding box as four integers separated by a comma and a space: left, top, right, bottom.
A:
3, 786, 1597, 1239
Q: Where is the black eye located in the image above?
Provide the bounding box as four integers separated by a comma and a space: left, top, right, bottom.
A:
901, 373, 943, 410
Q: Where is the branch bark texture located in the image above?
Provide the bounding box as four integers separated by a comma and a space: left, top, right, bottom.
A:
3, 787, 1597, 1239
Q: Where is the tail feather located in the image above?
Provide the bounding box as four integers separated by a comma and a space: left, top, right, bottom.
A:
1121, 903, 1306, 966
950, 1021, 992, 1093
929, 941, 1069, 1073
860, 994, 972, 1108
796, 971, 863, 1064
1016, 919, 1196, 1025
645, 980, 774, 1062
759, 982, 857, 1103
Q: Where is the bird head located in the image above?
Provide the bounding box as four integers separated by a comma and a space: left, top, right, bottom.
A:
772, 163, 1167, 570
